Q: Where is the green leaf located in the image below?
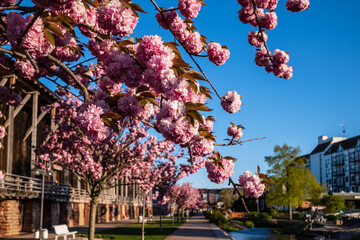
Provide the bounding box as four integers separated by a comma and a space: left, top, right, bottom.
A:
186, 110, 204, 124
46, 23, 63, 37
130, 2, 146, 13
136, 85, 150, 94
43, 30, 55, 46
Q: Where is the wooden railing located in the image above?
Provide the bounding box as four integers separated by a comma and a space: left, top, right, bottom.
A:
0, 173, 142, 204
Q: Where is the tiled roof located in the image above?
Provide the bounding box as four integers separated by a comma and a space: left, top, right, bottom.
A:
324, 135, 360, 155
310, 142, 331, 154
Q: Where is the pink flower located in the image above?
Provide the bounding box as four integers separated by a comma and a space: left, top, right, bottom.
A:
0, 0, 16, 6
273, 64, 293, 79
178, 0, 202, 19
255, 48, 271, 67
14, 60, 36, 79
190, 137, 214, 157
259, 11, 278, 30
207, 42, 230, 66
136, 35, 174, 69
272, 49, 289, 65
238, 171, 265, 198
184, 32, 204, 55
104, 49, 144, 88
227, 125, 243, 140
155, 9, 178, 30
286, 0, 310, 12
97, 0, 138, 38
248, 31, 268, 48
267, 0, 278, 11
205, 158, 234, 184
221, 91, 242, 113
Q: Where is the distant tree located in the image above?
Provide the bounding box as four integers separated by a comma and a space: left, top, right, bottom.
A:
219, 188, 239, 210
265, 144, 324, 220
322, 195, 345, 213
346, 201, 356, 211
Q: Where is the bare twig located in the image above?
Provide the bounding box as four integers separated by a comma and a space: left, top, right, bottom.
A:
214, 137, 265, 146
23, 49, 39, 73
47, 54, 90, 100
0, 47, 26, 59
251, 0, 273, 63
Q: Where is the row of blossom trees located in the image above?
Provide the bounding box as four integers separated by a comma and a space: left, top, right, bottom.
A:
0, 0, 310, 239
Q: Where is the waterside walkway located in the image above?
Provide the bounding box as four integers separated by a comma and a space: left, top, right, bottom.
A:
165, 213, 233, 240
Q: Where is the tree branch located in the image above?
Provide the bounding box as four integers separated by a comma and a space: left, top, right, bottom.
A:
214, 137, 265, 146
229, 177, 249, 213
17, 8, 44, 47
47, 54, 90, 100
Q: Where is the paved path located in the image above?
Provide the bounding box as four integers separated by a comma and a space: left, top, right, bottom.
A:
165, 214, 233, 240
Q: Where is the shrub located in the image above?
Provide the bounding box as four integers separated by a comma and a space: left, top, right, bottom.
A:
268, 208, 278, 217
293, 212, 306, 220
326, 214, 337, 221
245, 220, 254, 228
249, 212, 272, 222
209, 211, 228, 225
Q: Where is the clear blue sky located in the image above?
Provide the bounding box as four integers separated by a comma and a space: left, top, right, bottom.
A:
30, 0, 359, 188
132, 0, 360, 189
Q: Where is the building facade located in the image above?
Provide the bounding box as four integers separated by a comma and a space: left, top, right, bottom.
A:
306, 135, 360, 193
0, 75, 148, 236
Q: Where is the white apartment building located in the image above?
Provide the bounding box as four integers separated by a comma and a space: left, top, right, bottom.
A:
305, 135, 360, 193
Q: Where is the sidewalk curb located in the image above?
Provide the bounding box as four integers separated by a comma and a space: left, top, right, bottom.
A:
209, 223, 235, 240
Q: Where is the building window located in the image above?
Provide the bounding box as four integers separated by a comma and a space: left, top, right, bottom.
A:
346, 176, 348, 182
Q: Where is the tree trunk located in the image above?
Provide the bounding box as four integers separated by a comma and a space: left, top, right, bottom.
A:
181, 208, 184, 221
160, 206, 162, 231
88, 195, 99, 240
289, 204, 293, 220
142, 198, 145, 240
177, 208, 180, 223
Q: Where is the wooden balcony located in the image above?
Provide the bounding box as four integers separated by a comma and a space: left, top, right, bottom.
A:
0, 173, 141, 205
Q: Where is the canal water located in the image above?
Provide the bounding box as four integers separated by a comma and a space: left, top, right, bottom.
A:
230, 228, 296, 240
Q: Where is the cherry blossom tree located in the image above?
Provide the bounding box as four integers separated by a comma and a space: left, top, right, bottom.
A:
0, 0, 310, 239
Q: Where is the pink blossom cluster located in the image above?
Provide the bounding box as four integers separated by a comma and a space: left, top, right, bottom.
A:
32, 0, 76, 11
104, 49, 144, 88
248, 31, 268, 48
237, 1, 278, 29
239, 171, 265, 198
207, 42, 230, 66
286, 0, 310, 12
227, 125, 243, 139
76, 99, 111, 143
117, 95, 155, 121
0, 0, 16, 6
190, 136, 214, 157
178, 0, 202, 19
156, 100, 199, 144
54, 27, 81, 62
256, 49, 293, 79
14, 60, 36, 79
221, 91, 242, 113
155, 11, 205, 55
96, 0, 138, 38
6, 12, 54, 58
0, 86, 21, 106
237, 0, 308, 78
205, 158, 234, 184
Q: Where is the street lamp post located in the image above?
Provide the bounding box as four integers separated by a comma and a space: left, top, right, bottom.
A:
32, 167, 53, 240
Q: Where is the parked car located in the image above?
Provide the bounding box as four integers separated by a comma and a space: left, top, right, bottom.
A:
342, 209, 360, 218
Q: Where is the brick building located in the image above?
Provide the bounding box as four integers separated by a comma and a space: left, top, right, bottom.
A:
0, 75, 149, 236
